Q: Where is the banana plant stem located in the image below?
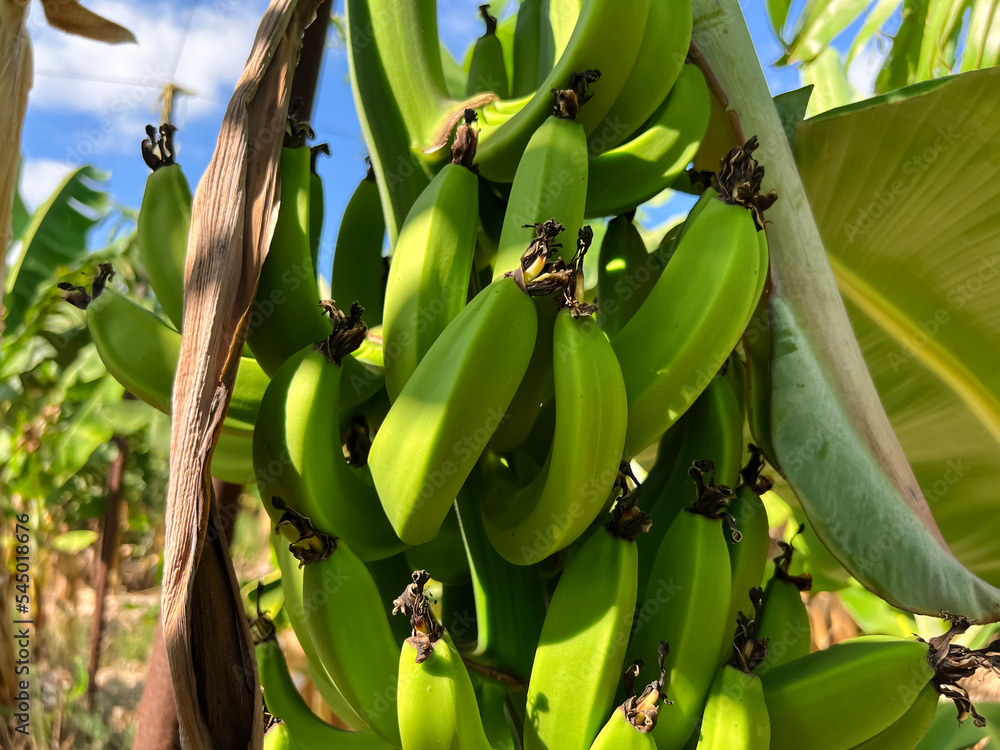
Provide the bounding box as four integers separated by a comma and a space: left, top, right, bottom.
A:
688, 0, 936, 528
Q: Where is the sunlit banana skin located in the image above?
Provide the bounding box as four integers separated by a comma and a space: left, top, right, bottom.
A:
383, 153, 477, 401
253, 345, 405, 561
482, 308, 627, 565
848, 681, 938, 749
523, 499, 646, 750
511, 0, 543, 96
331, 167, 386, 327
762, 636, 935, 750
246, 145, 332, 375
590, 707, 658, 749
397, 632, 493, 750
137, 143, 190, 331
467, 5, 509, 98
612, 191, 764, 457
585, 65, 710, 218
254, 627, 392, 748
596, 212, 656, 340
587, 0, 692, 153
302, 537, 402, 746
369, 276, 537, 546
756, 538, 813, 671
86, 289, 266, 436
694, 665, 770, 750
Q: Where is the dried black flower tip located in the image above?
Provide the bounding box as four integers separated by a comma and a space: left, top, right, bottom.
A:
687, 136, 778, 231
91, 263, 115, 300
315, 300, 368, 365
686, 461, 738, 536
284, 106, 314, 148
394, 570, 445, 663
451, 110, 479, 170
560, 226, 598, 316
739, 444, 773, 495
310, 142, 330, 173
141, 123, 178, 170
552, 88, 580, 120
771, 525, 813, 592
343, 414, 372, 467
729, 589, 769, 673
569, 69, 601, 105
59, 282, 91, 310
624, 641, 671, 732
511, 220, 564, 288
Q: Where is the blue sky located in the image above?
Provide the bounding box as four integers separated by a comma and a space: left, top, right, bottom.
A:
16, 0, 879, 277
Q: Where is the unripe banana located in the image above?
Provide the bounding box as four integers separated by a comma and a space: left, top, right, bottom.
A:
762, 636, 936, 750
492, 92, 588, 279
85, 288, 266, 436
395, 572, 493, 750
848, 681, 938, 749
369, 275, 537, 546
253, 305, 405, 561
301, 535, 402, 745
585, 65, 710, 219
591, 652, 669, 749
482, 302, 627, 565
511, 0, 543, 96
246, 139, 332, 374
331, 164, 386, 328
138, 124, 190, 331
756, 531, 813, 671
587, 0, 692, 153
253, 619, 392, 748
309, 143, 329, 270
211, 431, 254, 484
383, 118, 478, 400
612, 180, 766, 457
523, 493, 650, 750
467, 5, 510, 98
404, 507, 471, 585
626, 462, 735, 750
474, 677, 516, 750
263, 722, 293, 750
596, 212, 654, 338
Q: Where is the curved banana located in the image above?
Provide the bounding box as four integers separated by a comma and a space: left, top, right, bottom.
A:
369, 275, 537, 546
272, 538, 369, 727
595, 212, 654, 338
591, 654, 668, 749
85, 289, 266, 436
474, 0, 650, 181
637, 371, 744, 595
588, 0, 692, 153
138, 124, 190, 331
211, 430, 254, 484
540, 0, 581, 72
383, 118, 478, 401
612, 185, 765, 458
626, 462, 735, 750
755, 532, 813, 671
848, 681, 938, 750
482, 304, 627, 565
523, 494, 649, 749
246, 141, 332, 374
473, 677, 517, 750
309, 143, 328, 270
467, 5, 509, 98
253, 620, 392, 748
585, 65, 710, 219
331, 165, 388, 331
253, 309, 406, 561
301, 535, 402, 745
263, 722, 293, 750
512, 0, 543, 96
404, 506, 471, 586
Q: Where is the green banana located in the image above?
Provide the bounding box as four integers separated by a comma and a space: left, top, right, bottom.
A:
468, 5, 510, 98
512, 0, 543, 96
587, 0, 692, 154
591, 653, 669, 749
365, 552, 417, 645
612, 167, 769, 458
523, 493, 649, 750
695, 598, 770, 750
585, 65, 710, 219
246, 138, 332, 375
626, 462, 735, 750
301, 535, 402, 745
595, 212, 654, 338
481, 299, 628, 566
721, 446, 773, 667
474, 0, 650, 181
85, 288, 266, 436
309, 143, 329, 271
253, 305, 405, 561
263, 722, 294, 750
473, 677, 517, 750
492, 92, 589, 278
211, 430, 254, 484
383, 117, 478, 401
272, 538, 369, 727
404, 506, 471, 586
138, 123, 190, 332
540, 0, 581, 73
637, 371, 744, 594
395, 572, 493, 750
331, 161, 386, 329
756, 531, 813, 671
848, 681, 939, 750
369, 275, 537, 546
253, 619, 392, 748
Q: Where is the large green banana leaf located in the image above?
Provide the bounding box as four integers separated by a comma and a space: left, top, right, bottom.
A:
3, 166, 109, 332
792, 67, 1000, 588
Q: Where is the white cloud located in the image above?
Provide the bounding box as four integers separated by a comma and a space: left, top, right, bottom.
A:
19, 158, 75, 211
847, 42, 887, 98
26, 0, 268, 154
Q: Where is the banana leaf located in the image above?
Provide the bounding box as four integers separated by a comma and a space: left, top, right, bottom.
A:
11, 180, 28, 243
792, 68, 1000, 592
3, 166, 109, 332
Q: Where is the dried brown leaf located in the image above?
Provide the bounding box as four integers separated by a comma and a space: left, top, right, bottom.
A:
39, 0, 136, 44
